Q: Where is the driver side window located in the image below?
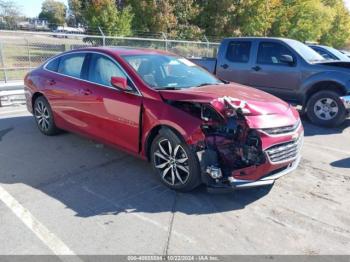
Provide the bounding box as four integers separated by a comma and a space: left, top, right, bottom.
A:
257, 42, 294, 65
88, 53, 128, 87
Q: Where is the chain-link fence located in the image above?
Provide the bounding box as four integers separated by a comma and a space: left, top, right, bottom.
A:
0, 30, 220, 83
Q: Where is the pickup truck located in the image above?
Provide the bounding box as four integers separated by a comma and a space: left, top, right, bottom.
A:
191, 37, 350, 127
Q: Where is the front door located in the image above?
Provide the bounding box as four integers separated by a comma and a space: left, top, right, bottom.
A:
247, 41, 301, 101
80, 53, 142, 154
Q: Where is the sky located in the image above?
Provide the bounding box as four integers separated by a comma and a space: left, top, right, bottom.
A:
12, 0, 350, 18
15, 0, 68, 18
345, 0, 350, 10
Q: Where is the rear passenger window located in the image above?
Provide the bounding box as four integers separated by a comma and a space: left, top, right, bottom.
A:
257, 42, 294, 65
46, 58, 60, 72
226, 41, 251, 63
58, 54, 85, 78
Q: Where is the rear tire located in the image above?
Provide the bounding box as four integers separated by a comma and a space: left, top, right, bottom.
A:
33, 96, 60, 136
306, 90, 346, 127
150, 128, 201, 192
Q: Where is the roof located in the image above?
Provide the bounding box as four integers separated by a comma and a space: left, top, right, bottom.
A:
223, 37, 294, 43
73, 46, 173, 56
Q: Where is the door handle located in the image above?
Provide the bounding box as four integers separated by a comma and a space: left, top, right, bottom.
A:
252, 65, 261, 71
80, 88, 92, 95
220, 64, 229, 69
47, 79, 56, 85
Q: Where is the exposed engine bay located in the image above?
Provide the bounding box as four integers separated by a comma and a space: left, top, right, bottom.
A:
166, 97, 266, 186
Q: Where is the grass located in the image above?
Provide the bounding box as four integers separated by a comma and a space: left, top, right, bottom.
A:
0, 69, 28, 82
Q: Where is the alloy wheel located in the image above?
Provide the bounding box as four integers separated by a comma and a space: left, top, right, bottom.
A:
34, 101, 50, 131
153, 139, 190, 186
313, 97, 339, 121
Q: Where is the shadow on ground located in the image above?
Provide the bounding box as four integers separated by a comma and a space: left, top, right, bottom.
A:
301, 115, 350, 137
330, 157, 350, 168
0, 115, 273, 218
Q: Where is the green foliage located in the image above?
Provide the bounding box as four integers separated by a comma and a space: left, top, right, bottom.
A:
83, 0, 133, 36
237, 0, 281, 36
271, 0, 334, 42
197, 0, 240, 38
64, 0, 350, 48
39, 0, 67, 28
170, 0, 203, 40
67, 0, 84, 26
320, 0, 350, 48
125, 0, 177, 34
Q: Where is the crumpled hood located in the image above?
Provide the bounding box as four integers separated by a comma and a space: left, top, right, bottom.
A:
159, 83, 290, 116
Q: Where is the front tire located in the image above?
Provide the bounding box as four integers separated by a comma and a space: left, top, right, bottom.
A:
150, 128, 201, 192
33, 96, 60, 135
306, 90, 346, 127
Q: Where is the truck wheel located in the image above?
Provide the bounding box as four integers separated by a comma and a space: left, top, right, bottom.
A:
150, 128, 201, 192
306, 90, 346, 127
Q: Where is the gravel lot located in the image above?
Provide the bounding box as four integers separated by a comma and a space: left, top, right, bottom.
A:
0, 105, 349, 255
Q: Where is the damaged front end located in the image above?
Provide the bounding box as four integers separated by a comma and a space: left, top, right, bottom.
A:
167, 96, 303, 192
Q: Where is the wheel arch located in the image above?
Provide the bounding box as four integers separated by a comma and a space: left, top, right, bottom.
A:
304, 81, 347, 107
31, 92, 45, 111
144, 125, 186, 162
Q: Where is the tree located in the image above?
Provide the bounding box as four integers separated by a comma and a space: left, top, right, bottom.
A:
0, 0, 22, 29
320, 0, 350, 48
84, 0, 133, 36
170, 0, 202, 39
236, 0, 281, 36
126, 0, 204, 39
126, 0, 176, 35
39, 0, 67, 28
270, 0, 334, 42
67, 0, 84, 26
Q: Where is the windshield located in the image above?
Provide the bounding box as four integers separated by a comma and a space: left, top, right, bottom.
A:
324, 46, 350, 61
122, 54, 222, 90
284, 39, 326, 63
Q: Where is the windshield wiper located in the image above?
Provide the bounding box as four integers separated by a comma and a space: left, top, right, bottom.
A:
196, 83, 215, 87
196, 82, 224, 87
155, 87, 181, 90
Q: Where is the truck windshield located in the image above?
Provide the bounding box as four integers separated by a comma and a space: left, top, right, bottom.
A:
323, 46, 350, 61
122, 54, 222, 90
285, 39, 326, 63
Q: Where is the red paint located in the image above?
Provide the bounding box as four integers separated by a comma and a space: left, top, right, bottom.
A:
24, 47, 303, 185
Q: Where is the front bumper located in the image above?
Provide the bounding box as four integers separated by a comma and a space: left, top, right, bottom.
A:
206, 156, 301, 193
340, 95, 350, 110
228, 155, 301, 189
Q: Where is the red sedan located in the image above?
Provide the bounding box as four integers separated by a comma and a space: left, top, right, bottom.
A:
24, 47, 303, 192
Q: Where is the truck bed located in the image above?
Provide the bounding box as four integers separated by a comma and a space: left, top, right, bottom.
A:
189, 57, 217, 73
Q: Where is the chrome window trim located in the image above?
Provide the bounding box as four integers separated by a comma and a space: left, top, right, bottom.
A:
43, 50, 142, 97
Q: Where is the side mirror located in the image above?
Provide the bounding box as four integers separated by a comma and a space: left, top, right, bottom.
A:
111, 76, 128, 91
280, 54, 294, 65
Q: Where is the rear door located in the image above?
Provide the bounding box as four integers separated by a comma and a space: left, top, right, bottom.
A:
216, 39, 253, 85
43, 52, 90, 132
247, 41, 301, 101
79, 52, 143, 154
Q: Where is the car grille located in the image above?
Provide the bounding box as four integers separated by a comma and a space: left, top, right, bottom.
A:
265, 135, 303, 163
260, 120, 301, 135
